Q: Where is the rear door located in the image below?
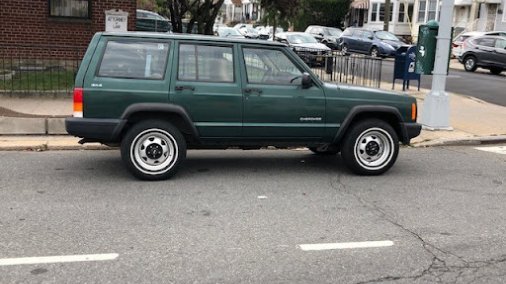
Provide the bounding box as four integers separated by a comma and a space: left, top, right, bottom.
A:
493, 38, 506, 68
169, 41, 243, 138
83, 36, 171, 118
474, 37, 496, 66
240, 46, 326, 139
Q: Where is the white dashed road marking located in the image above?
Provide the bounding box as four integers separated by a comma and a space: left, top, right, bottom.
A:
0, 253, 119, 266
299, 240, 394, 251
474, 146, 506, 155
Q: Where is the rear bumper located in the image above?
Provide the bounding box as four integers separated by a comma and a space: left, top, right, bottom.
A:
400, 122, 422, 144
65, 117, 126, 142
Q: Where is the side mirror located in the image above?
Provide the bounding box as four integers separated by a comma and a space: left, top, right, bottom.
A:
301, 72, 313, 89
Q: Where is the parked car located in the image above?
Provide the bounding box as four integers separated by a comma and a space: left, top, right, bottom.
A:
338, 28, 406, 57
305, 25, 343, 50
136, 9, 171, 32
216, 27, 245, 38
452, 31, 506, 58
234, 24, 260, 39
256, 26, 284, 39
459, 35, 506, 75
65, 32, 421, 180
274, 32, 331, 66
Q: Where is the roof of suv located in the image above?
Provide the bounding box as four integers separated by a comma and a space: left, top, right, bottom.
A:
100, 31, 286, 46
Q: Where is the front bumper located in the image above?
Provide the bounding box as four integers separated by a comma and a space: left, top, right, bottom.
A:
65, 117, 127, 142
400, 122, 422, 144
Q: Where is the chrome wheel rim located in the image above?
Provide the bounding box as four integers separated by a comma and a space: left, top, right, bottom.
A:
353, 128, 394, 170
342, 45, 348, 54
130, 129, 178, 175
465, 58, 475, 70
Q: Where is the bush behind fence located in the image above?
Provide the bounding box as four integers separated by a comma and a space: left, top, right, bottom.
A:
0, 45, 84, 97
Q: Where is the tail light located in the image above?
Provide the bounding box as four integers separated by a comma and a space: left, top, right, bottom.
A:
73, 87, 83, 118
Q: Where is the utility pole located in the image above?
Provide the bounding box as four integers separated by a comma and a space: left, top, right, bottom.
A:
384, 0, 390, 31
421, 0, 455, 129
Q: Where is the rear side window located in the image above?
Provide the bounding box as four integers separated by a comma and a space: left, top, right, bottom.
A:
472, 38, 495, 48
98, 41, 169, 80
178, 44, 234, 83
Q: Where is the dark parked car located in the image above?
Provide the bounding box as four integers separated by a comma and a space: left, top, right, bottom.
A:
136, 9, 171, 32
305, 25, 343, 50
459, 35, 506, 75
274, 32, 331, 66
339, 28, 405, 57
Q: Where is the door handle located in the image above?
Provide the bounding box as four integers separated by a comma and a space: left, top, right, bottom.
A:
244, 88, 263, 95
175, 85, 195, 91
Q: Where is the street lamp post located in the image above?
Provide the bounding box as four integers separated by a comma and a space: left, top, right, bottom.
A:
421, 0, 455, 130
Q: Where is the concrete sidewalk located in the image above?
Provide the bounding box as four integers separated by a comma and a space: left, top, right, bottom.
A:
1, 79, 506, 150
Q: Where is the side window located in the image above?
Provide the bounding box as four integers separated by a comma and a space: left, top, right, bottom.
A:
495, 39, 506, 49
98, 41, 169, 80
243, 48, 303, 85
362, 31, 373, 39
178, 44, 234, 82
475, 38, 495, 48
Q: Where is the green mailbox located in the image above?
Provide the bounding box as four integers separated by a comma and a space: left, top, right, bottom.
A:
415, 20, 439, 75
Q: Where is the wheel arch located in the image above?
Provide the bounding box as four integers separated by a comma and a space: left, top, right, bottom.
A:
119, 103, 200, 144
333, 106, 408, 145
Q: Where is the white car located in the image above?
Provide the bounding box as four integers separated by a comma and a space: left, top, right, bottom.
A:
452, 31, 506, 58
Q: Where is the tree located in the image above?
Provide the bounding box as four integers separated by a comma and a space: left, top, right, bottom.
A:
156, 0, 224, 34
294, 0, 351, 30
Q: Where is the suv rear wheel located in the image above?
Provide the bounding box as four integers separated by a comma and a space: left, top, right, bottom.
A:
121, 120, 186, 180
341, 119, 399, 175
464, 56, 477, 72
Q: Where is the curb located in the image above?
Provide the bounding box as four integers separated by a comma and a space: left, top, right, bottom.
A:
411, 135, 506, 147
0, 117, 67, 135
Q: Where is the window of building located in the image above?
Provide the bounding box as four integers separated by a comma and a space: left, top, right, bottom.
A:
49, 0, 90, 18
428, 0, 438, 21
379, 3, 393, 22
371, 3, 378, 22
407, 4, 414, 22
98, 41, 170, 80
418, 0, 426, 23
399, 3, 405, 22
178, 45, 234, 83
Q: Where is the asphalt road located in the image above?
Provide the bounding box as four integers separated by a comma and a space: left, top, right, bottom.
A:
0, 147, 505, 283
383, 60, 506, 107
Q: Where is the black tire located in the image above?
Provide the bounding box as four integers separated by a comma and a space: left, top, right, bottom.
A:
370, 47, 379, 58
121, 120, 186, 180
490, 67, 503, 75
464, 56, 477, 72
340, 119, 399, 175
309, 147, 339, 155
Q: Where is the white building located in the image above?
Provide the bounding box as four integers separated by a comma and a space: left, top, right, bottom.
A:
411, 0, 506, 40
222, 0, 261, 23
362, 0, 416, 38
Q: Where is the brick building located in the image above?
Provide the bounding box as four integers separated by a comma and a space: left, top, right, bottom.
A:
0, 0, 136, 57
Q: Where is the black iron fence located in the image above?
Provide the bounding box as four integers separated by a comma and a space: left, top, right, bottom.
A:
0, 45, 84, 97
294, 50, 383, 88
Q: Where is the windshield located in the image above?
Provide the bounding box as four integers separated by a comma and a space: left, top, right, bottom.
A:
325, 28, 342, 36
286, 34, 318, 44
375, 31, 399, 41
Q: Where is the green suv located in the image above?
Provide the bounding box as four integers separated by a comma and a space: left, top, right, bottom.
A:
66, 32, 421, 180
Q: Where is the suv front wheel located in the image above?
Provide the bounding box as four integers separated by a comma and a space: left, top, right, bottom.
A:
121, 120, 186, 180
341, 119, 399, 175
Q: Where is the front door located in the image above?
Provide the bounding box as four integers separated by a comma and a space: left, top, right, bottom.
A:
240, 46, 326, 139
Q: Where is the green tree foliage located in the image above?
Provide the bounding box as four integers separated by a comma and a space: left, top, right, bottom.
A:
156, 0, 224, 34
260, 0, 351, 31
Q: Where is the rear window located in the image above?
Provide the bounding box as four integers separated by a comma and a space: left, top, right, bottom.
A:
97, 40, 169, 80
